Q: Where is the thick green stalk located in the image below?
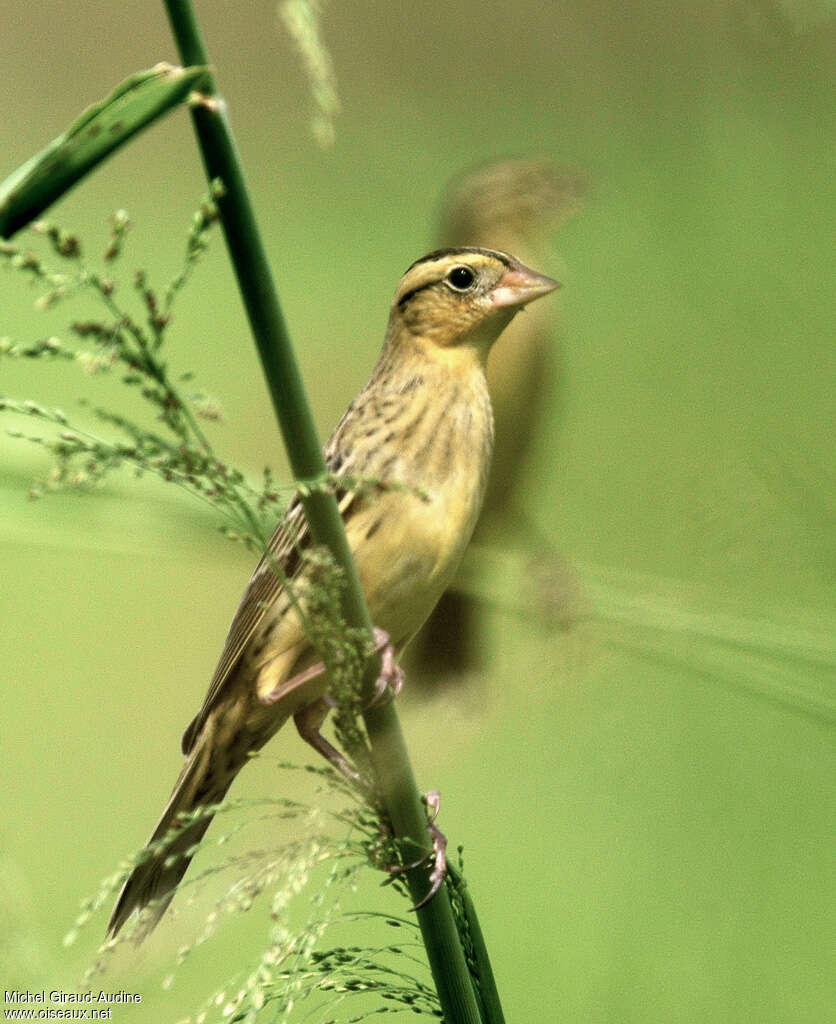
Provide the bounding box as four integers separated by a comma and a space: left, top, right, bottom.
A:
161, 3, 488, 1021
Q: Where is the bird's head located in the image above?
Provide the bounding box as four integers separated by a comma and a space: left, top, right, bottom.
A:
389, 247, 559, 356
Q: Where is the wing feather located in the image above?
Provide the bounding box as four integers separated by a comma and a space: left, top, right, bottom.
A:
181, 474, 357, 754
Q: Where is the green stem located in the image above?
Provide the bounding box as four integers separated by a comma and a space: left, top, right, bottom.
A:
161, 3, 488, 1021
447, 861, 506, 1024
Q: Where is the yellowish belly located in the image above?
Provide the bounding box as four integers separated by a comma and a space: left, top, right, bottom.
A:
348, 482, 482, 647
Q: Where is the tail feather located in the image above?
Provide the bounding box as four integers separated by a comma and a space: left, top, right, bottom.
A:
107, 733, 232, 940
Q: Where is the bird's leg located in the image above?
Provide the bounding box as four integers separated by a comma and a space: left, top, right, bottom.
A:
293, 698, 364, 786
261, 628, 401, 711
385, 789, 448, 910
366, 627, 405, 708
286, 640, 444, 908
362, 631, 448, 905
266, 627, 401, 783
260, 659, 326, 707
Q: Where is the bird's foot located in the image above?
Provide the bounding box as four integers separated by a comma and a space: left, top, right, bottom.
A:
385, 789, 448, 910
365, 627, 404, 708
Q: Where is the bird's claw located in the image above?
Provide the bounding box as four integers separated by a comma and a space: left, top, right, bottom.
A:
365, 628, 404, 708
411, 820, 448, 910
383, 790, 447, 910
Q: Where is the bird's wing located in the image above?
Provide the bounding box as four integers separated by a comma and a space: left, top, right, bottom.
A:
181, 449, 358, 755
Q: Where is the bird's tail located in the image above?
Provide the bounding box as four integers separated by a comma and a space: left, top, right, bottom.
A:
107, 727, 233, 941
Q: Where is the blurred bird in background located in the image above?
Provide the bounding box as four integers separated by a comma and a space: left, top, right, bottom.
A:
407, 158, 585, 686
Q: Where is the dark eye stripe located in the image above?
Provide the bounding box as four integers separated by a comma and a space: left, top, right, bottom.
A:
396, 283, 424, 309
397, 268, 471, 307
397, 274, 471, 309
397, 278, 443, 309
396, 248, 511, 310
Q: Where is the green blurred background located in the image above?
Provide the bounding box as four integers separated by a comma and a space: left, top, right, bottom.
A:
1, 2, 834, 1021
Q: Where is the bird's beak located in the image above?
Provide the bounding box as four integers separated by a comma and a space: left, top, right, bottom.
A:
489, 261, 560, 309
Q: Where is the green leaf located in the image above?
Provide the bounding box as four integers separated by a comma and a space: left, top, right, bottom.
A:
0, 63, 208, 239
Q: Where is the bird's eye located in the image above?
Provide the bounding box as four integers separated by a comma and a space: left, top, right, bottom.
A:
446, 265, 476, 291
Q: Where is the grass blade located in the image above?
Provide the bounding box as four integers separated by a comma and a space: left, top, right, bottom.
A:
0, 62, 207, 238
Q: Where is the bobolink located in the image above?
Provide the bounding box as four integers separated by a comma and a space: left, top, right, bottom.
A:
108, 246, 558, 938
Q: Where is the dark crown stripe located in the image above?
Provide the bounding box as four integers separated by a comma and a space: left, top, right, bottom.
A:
403, 246, 511, 275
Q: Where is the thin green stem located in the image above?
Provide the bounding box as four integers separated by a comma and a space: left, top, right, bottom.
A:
447, 861, 506, 1024
161, 3, 489, 1022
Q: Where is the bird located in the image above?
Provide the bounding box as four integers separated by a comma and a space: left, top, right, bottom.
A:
107, 246, 558, 939
407, 159, 585, 682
